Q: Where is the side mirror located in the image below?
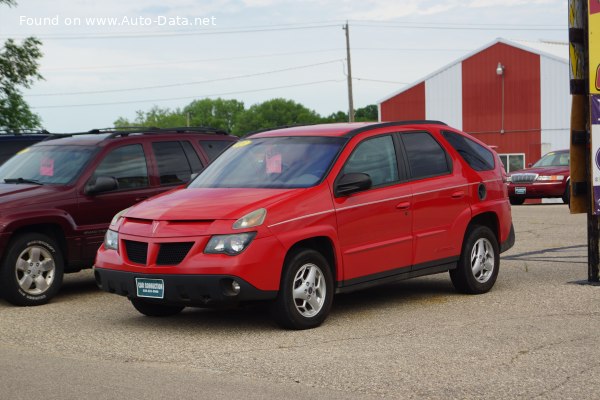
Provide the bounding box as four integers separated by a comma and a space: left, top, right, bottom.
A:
335, 173, 372, 197
527, 163, 532, 168
85, 176, 118, 195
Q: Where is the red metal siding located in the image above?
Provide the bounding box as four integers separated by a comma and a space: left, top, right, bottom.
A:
462, 42, 541, 164
380, 83, 425, 121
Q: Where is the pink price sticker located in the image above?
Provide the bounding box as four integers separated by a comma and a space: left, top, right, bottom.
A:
40, 158, 54, 176
266, 154, 282, 174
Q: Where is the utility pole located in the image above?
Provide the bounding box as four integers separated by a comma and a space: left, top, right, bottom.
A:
186, 111, 191, 127
343, 22, 355, 122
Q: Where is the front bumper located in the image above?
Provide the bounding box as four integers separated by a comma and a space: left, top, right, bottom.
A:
94, 267, 277, 307
508, 181, 566, 198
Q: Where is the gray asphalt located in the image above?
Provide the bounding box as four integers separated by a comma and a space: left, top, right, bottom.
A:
0, 204, 598, 399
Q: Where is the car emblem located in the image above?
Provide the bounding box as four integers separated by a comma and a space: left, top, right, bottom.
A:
152, 221, 160, 235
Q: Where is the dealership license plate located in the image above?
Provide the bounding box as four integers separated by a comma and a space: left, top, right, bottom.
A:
135, 278, 164, 299
515, 187, 526, 195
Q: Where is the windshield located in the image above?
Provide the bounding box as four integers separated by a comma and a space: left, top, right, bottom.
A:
0, 145, 96, 185
189, 136, 347, 189
532, 151, 569, 168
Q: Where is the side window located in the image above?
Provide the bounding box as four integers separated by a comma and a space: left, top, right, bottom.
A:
401, 131, 451, 180
199, 140, 234, 162
442, 130, 494, 171
342, 135, 399, 187
152, 141, 194, 185
92, 144, 149, 190
180, 141, 204, 172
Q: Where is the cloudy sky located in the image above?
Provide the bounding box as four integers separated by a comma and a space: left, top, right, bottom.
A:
0, 0, 567, 132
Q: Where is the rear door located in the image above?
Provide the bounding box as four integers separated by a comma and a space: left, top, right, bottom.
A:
398, 130, 471, 268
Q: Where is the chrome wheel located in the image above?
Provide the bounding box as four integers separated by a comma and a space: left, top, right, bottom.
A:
15, 245, 56, 296
471, 238, 494, 283
292, 263, 326, 318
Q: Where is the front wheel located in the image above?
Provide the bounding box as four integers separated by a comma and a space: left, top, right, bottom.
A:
130, 298, 184, 317
0, 233, 64, 306
509, 197, 525, 205
562, 182, 570, 205
271, 248, 334, 330
450, 225, 499, 294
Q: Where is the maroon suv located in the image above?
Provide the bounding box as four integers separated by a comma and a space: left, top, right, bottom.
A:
507, 149, 570, 205
0, 127, 237, 306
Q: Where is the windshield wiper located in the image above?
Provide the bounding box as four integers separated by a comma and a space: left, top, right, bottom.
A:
3, 178, 43, 185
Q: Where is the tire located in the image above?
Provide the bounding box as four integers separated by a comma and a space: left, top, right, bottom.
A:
509, 197, 525, 206
562, 182, 570, 205
0, 233, 64, 306
270, 248, 334, 330
130, 298, 184, 317
450, 225, 499, 294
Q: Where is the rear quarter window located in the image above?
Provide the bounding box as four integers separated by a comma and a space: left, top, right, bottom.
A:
442, 130, 495, 171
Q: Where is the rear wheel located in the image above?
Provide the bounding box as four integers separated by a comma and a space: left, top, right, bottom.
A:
450, 225, 499, 294
509, 197, 525, 205
130, 298, 184, 317
0, 233, 64, 306
271, 248, 333, 330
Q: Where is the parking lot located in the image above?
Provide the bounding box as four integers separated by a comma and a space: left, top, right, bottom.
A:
0, 204, 598, 399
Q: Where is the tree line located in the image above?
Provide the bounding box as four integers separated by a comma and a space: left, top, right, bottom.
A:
115, 99, 378, 136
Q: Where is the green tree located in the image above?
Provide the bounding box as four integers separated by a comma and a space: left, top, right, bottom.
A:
355, 104, 378, 121
0, 0, 44, 130
114, 106, 186, 128
234, 98, 322, 135
183, 98, 244, 133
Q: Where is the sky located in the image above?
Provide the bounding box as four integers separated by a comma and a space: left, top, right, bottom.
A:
0, 0, 568, 132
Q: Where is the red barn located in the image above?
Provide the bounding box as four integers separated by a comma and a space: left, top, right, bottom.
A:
378, 38, 570, 173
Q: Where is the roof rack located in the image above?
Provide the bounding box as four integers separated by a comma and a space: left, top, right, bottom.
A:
344, 120, 448, 138
42, 126, 231, 141
0, 129, 50, 135
104, 126, 230, 138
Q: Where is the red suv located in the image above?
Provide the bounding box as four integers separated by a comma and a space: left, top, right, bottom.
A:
507, 149, 570, 205
94, 121, 515, 329
0, 127, 237, 306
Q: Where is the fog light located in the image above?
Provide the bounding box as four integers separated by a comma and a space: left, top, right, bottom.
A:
231, 280, 241, 294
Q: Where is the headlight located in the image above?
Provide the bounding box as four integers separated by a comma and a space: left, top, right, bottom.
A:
536, 175, 564, 181
506, 176, 512, 182
233, 208, 266, 229
104, 229, 119, 251
110, 207, 130, 227
205, 232, 256, 256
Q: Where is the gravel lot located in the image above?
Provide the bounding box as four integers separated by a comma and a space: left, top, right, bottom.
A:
1, 204, 598, 399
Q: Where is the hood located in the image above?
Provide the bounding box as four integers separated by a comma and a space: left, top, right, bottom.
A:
126, 187, 302, 221
0, 183, 64, 207
510, 166, 569, 176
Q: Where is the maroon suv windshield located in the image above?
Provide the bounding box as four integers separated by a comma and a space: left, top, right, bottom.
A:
189, 136, 347, 189
0, 145, 96, 185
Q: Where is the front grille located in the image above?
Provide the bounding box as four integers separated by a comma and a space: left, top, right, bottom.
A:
124, 240, 148, 265
156, 242, 194, 265
511, 173, 538, 184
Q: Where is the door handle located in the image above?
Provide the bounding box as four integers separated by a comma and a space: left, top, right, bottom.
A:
396, 201, 411, 210
135, 196, 148, 202
451, 191, 464, 199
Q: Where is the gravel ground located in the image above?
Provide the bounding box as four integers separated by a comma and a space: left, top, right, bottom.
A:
0, 204, 598, 399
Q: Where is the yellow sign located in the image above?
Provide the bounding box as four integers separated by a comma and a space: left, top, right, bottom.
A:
232, 140, 252, 148
590, 0, 600, 93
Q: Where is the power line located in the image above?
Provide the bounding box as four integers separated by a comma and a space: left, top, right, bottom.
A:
31, 79, 345, 109
41, 47, 468, 72
352, 22, 565, 31
28, 59, 344, 96
0, 23, 341, 41
353, 77, 408, 84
